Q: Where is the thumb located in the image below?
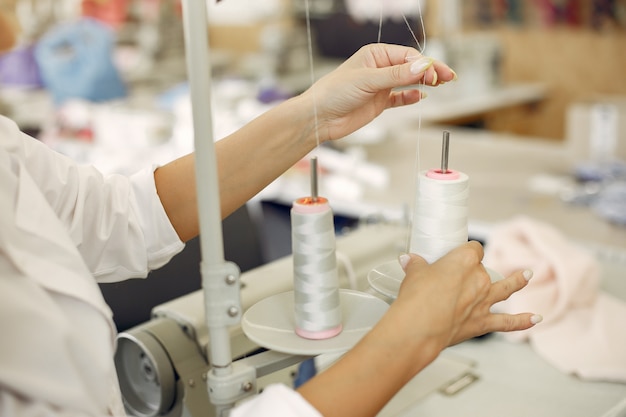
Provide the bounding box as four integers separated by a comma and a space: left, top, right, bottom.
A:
398, 252, 428, 272
368, 57, 433, 92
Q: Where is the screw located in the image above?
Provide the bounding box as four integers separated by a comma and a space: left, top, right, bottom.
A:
188, 379, 195, 388
242, 382, 254, 392
227, 306, 239, 317
225, 275, 237, 285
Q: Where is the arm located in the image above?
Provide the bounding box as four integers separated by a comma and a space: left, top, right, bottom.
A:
154, 43, 456, 242
297, 242, 541, 417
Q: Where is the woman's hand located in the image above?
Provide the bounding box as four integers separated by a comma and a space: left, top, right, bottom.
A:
297, 241, 540, 417
302, 43, 456, 143
394, 241, 541, 354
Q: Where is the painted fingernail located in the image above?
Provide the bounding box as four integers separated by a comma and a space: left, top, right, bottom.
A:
398, 253, 411, 270
431, 70, 438, 86
530, 314, 543, 325
410, 57, 433, 75
523, 269, 533, 281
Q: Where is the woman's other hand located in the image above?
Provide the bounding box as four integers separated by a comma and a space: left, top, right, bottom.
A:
395, 241, 541, 356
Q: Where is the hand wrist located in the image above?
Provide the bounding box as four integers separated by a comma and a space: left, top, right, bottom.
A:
288, 90, 330, 145
364, 307, 444, 380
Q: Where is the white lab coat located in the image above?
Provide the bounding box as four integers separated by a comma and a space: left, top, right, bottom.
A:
0, 115, 320, 417
0, 113, 185, 416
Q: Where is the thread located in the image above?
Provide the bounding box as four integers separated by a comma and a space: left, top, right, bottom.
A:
304, 0, 321, 148
409, 169, 469, 264
376, 1, 427, 52
291, 197, 343, 340
391, 3, 427, 252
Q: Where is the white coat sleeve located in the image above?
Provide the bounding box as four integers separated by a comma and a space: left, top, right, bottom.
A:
10, 120, 184, 282
230, 384, 322, 417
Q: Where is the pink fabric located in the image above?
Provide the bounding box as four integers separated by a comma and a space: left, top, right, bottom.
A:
484, 216, 626, 383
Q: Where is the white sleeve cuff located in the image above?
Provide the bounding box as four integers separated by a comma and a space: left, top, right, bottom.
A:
129, 166, 185, 270
230, 384, 322, 417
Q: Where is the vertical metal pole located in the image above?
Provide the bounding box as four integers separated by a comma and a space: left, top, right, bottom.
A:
180, 0, 233, 380
441, 130, 450, 173
310, 156, 318, 201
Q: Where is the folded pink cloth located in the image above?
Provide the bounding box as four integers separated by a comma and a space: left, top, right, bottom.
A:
483, 216, 626, 383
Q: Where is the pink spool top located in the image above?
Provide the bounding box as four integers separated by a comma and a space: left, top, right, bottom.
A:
426, 168, 461, 180
293, 196, 330, 214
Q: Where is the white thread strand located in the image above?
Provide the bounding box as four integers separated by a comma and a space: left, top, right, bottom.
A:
402, 12, 426, 53
291, 201, 342, 338
409, 172, 469, 263
407, 83, 424, 253
304, 0, 321, 148
376, 3, 426, 51
380, 6, 427, 251
378, 4, 383, 43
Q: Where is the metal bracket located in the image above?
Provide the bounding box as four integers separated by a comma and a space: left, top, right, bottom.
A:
207, 350, 313, 409
207, 361, 257, 408
201, 260, 242, 327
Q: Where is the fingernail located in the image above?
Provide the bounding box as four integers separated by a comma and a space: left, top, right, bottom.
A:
530, 314, 543, 325
523, 269, 533, 281
420, 91, 428, 99
398, 253, 411, 270
431, 70, 438, 86
410, 57, 433, 75
451, 69, 458, 81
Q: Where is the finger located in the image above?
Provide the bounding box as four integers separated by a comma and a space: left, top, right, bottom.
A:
486, 312, 543, 333
489, 269, 533, 304
418, 60, 455, 86
432, 60, 457, 83
352, 47, 435, 91
387, 89, 425, 108
347, 43, 421, 69
423, 66, 438, 86
398, 252, 428, 272
362, 56, 433, 93
365, 48, 457, 93
375, 43, 422, 67
443, 240, 485, 267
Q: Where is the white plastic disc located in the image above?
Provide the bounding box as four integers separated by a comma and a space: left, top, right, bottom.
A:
368, 260, 505, 299
241, 289, 389, 355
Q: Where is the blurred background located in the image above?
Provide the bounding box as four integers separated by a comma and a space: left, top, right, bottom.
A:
3, 4, 626, 415
1, 0, 625, 142
1, 0, 625, 331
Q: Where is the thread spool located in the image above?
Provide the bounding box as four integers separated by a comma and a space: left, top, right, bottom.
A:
409, 168, 469, 263
291, 196, 343, 340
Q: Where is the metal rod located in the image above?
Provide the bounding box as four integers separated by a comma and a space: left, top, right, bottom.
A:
181, 0, 232, 377
441, 130, 450, 173
311, 156, 318, 201
182, 0, 223, 266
